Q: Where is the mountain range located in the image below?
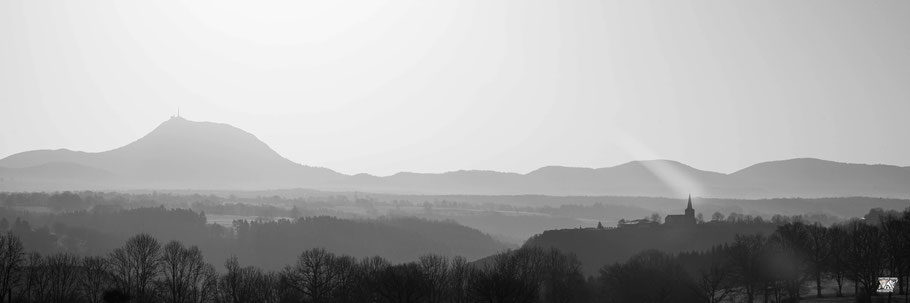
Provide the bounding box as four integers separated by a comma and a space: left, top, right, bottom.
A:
2, 117, 909, 199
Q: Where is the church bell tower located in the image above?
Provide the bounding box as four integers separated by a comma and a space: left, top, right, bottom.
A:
685, 194, 695, 217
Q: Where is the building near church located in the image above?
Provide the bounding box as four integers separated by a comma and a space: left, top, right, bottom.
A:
617, 218, 659, 228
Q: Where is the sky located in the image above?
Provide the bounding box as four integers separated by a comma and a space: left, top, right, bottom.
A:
1, 1, 909, 176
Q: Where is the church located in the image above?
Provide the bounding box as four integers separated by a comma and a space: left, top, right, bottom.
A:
664, 195, 696, 225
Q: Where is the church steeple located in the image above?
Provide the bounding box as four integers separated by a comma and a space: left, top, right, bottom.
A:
685, 194, 694, 217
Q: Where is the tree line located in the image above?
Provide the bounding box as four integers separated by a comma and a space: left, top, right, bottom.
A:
0, 209, 905, 303
0, 232, 588, 303
594, 208, 910, 303
0, 207, 906, 302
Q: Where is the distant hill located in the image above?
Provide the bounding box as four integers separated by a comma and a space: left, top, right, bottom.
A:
3, 117, 910, 199
728, 158, 910, 198
263, 157, 910, 198
0, 117, 343, 190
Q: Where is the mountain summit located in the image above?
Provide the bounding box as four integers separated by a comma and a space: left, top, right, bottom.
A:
0, 117, 342, 190
2, 118, 910, 198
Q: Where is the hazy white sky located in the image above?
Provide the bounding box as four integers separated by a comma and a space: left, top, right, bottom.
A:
2, 1, 908, 176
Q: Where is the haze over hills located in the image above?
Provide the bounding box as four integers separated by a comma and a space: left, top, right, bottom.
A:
0, 117, 343, 190
2, 117, 909, 199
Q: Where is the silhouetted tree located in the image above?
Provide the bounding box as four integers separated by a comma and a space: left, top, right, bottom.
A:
80, 255, 112, 303
900, 211, 910, 298
282, 248, 347, 303
469, 248, 541, 303
770, 223, 810, 302
218, 256, 277, 303
357, 255, 391, 302
418, 254, 449, 303
447, 256, 472, 303
247, 268, 280, 303
539, 247, 586, 303
109, 233, 162, 302
218, 256, 246, 303
688, 247, 736, 303
328, 255, 358, 303
17, 252, 48, 303
880, 213, 909, 300
159, 240, 217, 303
845, 221, 885, 303
0, 232, 24, 303
44, 253, 81, 303
729, 234, 767, 303
826, 225, 850, 297
598, 250, 698, 303
804, 223, 830, 298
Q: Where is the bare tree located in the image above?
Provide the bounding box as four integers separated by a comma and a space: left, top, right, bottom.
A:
191, 264, 219, 303
539, 247, 586, 303
218, 256, 245, 303
845, 221, 885, 303
469, 248, 544, 303
900, 211, 910, 300
692, 249, 736, 303
357, 255, 391, 302
218, 256, 271, 303
282, 248, 345, 303
329, 255, 358, 303
45, 253, 81, 303
770, 224, 810, 302
448, 256, 472, 303
160, 241, 216, 303
80, 256, 112, 303
598, 250, 697, 303
109, 233, 163, 301
418, 254, 449, 303
880, 214, 909, 301
729, 234, 767, 303
246, 268, 279, 303
804, 223, 830, 298
0, 233, 23, 303
17, 252, 48, 303
826, 225, 850, 297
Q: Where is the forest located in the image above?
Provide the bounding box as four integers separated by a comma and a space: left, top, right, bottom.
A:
594, 210, 910, 303
0, 207, 907, 303
0, 192, 909, 302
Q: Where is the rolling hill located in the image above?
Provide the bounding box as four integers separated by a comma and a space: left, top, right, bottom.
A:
2, 117, 909, 199
0, 117, 343, 190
